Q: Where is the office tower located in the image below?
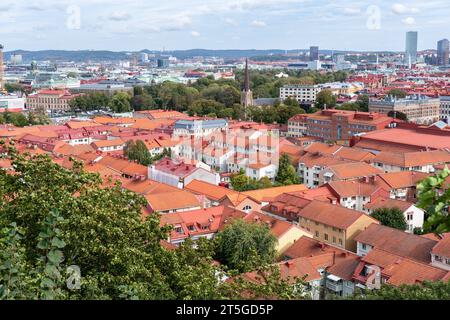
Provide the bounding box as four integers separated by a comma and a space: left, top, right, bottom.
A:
0, 44, 4, 91
437, 39, 449, 66
405, 31, 418, 65
310, 46, 319, 61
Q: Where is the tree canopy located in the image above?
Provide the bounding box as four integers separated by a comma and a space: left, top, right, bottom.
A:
214, 219, 277, 273
371, 207, 407, 231
276, 153, 300, 185
417, 167, 450, 234
0, 144, 305, 300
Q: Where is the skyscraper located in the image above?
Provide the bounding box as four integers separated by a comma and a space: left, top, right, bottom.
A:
405, 31, 418, 65
310, 46, 319, 61
437, 39, 449, 66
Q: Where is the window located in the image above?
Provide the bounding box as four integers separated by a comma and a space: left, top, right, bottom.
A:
242, 205, 252, 212
407, 213, 413, 221
339, 239, 343, 246
315, 231, 320, 237
324, 233, 329, 241
333, 236, 336, 243
362, 243, 367, 250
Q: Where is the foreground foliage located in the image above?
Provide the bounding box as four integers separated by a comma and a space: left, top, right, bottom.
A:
0, 145, 304, 300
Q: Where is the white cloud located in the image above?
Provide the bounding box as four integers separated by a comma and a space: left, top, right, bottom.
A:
190, 31, 200, 37
251, 20, 267, 27
342, 7, 361, 16
224, 18, 238, 26
108, 11, 131, 21
392, 4, 420, 15
402, 17, 416, 25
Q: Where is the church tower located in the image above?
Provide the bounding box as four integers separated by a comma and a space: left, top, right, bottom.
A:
241, 58, 254, 113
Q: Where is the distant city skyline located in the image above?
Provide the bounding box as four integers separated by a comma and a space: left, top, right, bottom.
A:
0, 1, 450, 52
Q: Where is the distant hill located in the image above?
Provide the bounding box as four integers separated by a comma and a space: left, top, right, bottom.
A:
4, 49, 400, 63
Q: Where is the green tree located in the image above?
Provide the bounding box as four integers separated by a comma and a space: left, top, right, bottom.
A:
215, 219, 277, 273
131, 94, 155, 111
387, 89, 407, 99
417, 167, 450, 233
315, 89, 336, 109
4, 83, 25, 94
124, 140, 153, 166
356, 94, 369, 112
276, 153, 300, 185
387, 110, 408, 121
108, 92, 132, 113
0, 145, 307, 300
350, 281, 450, 300
230, 169, 249, 192
371, 207, 407, 231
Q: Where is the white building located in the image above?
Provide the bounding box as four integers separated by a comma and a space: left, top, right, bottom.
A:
0, 94, 25, 112
364, 198, 425, 233
440, 96, 450, 123
280, 85, 322, 105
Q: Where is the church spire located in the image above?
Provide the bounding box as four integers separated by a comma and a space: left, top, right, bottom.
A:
241, 57, 254, 119
244, 58, 250, 92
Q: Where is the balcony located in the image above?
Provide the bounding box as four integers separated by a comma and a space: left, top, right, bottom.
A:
326, 281, 343, 292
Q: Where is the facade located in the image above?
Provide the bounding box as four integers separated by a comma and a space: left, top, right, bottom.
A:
287, 114, 308, 138
405, 31, 418, 65
431, 235, 450, 271
369, 96, 440, 125
26, 90, 81, 112
303, 109, 393, 142
173, 119, 228, 138
371, 150, 450, 173
440, 96, 450, 123
149, 157, 220, 189
0, 94, 25, 112
310, 46, 319, 61
280, 85, 321, 105
437, 39, 449, 66
295, 201, 379, 252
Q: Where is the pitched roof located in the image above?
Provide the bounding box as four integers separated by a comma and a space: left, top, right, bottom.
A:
327, 180, 382, 198
431, 233, 450, 258
362, 248, 448, 286
243, 211, 299, 239
242, 184, 308, 202
145, 190, 201, 212
377, 171, 430, 189
365, 197, 416, 212
354, 224, 437, 263
298, 200, 378, 230
185, 179, 238, 201
372, 150, 450, 167
326, 162, 382, 180
160, 206, 225, 241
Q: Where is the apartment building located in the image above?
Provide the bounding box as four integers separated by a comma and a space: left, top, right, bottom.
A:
371, 150, 450, 173
26, 89, 82, 112
304, 109, 393, 143
287, 114, 308, 138
440, 96, 450, 123
279, 85, 322, 105
295, 201, 379, 252
369, 96, 440, 125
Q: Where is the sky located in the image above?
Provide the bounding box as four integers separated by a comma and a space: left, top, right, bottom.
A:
0, 0, 449, 52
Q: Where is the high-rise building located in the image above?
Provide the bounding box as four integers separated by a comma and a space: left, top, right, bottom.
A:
0, 44, 4, 92
437, 39, 449, 66
405, 31, 418, 65
310, 46, 319, 61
